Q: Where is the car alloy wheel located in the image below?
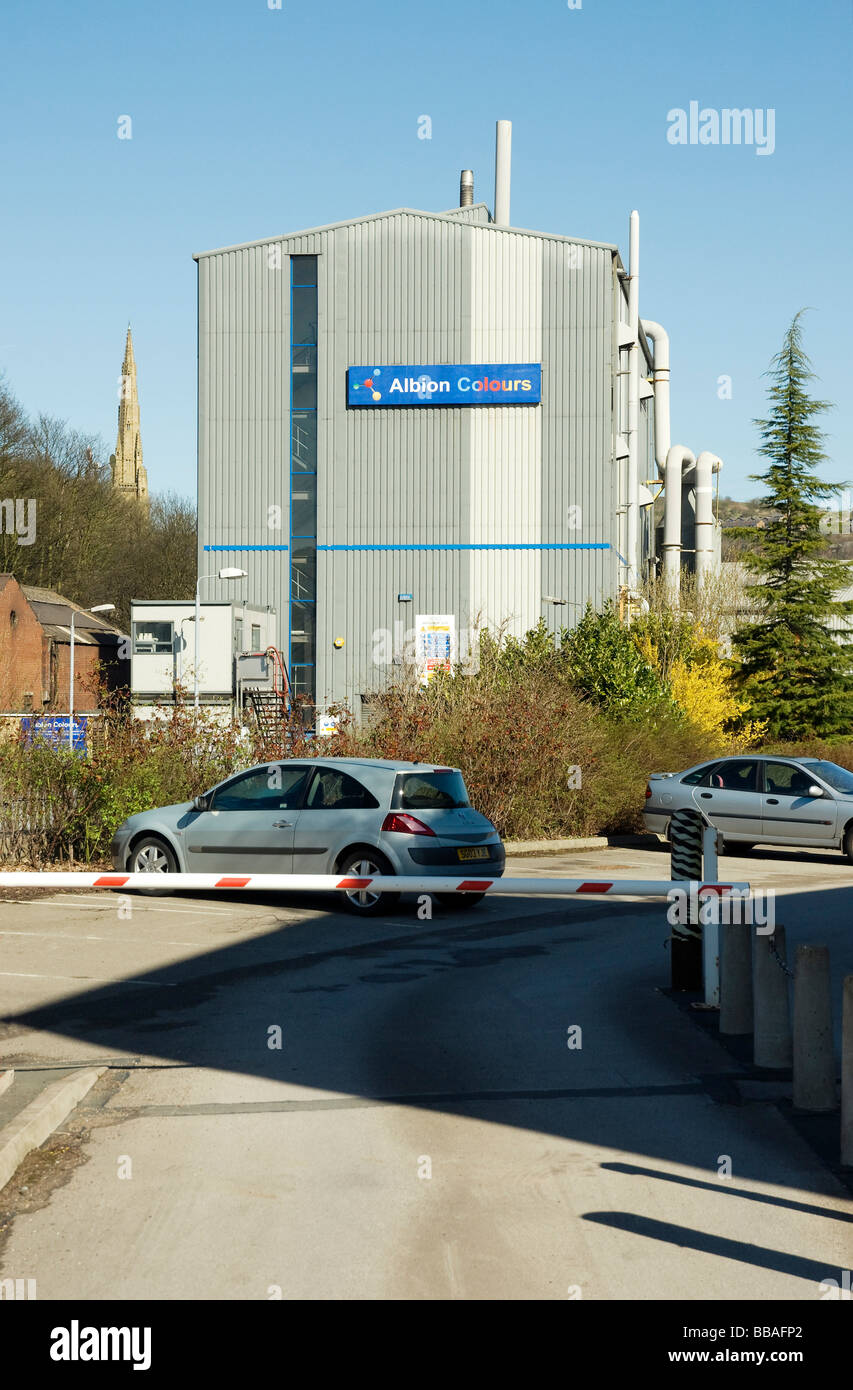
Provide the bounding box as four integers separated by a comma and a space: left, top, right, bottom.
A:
128, 836, 178, 893
338, 851, 400, 916
132, 842, 174, 873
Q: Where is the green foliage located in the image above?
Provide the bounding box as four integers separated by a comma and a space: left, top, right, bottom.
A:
732, 313, 853, 739
475, 618, 563, 689
560, 602, 674, 718
0, 376, 196, 629
323, 608, 728, 841
0, 691, 319, 866
630, 609, 698, 683
330, 655, 713, 841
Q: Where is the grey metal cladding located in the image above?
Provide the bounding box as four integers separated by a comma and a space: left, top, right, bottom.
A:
319, 548, 470, 707
332, 212, 471, 544
197, 209, 623, 707
316, 211, 474, 703
540, 234, 614, 537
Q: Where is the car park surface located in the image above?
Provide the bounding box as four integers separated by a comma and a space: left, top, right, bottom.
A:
1, 841, 850, 1300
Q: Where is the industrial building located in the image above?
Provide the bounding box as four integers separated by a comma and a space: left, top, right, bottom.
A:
195, 121, 721, 719
0, 575, 126, 715
130, 599, 276, 715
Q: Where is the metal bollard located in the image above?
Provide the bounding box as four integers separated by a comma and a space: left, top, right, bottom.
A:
842, 976, 853, 1168
753, 925, 792, 1068
669, 808, 703, 991
720, 920, 753, 1035
701, 823, 720, 1007
792, 944, 837, 1113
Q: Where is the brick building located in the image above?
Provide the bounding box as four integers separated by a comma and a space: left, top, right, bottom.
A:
0, 576, 128, 713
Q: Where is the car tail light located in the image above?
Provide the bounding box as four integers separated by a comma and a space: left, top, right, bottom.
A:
645, 783, 652, 799
381, 812, 436, 837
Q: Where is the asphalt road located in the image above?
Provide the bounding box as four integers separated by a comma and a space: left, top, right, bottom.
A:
0, 842, 851, 1300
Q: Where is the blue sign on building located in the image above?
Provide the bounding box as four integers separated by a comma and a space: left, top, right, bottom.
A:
347, 364, 541, 407
21, 715, 89, 752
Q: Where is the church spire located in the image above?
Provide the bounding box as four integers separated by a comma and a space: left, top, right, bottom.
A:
110, 326, 149, 504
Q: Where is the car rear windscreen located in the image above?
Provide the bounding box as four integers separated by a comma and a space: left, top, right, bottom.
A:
393, 771, 470, 810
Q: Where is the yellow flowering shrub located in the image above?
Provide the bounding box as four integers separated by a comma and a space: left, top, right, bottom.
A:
635, 624, 765, 750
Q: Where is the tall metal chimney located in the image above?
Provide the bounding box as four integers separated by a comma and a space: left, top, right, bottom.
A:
494, 120, 512, 225
460, 169, 474, 207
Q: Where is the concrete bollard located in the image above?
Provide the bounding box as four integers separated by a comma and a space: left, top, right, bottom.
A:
842, 976, 853, 1168
720, 919, 753, 1036
753, 925, 793, 1069
792, 944, 836, 1113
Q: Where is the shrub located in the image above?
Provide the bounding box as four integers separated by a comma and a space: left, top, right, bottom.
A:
330, 646, 715, 840
0, 690, 320, 865
560, 603, 674, 718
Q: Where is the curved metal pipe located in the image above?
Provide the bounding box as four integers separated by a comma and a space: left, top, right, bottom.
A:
663, 445, 695, 595
694, 451, 722, 591
640, 319, 670, 475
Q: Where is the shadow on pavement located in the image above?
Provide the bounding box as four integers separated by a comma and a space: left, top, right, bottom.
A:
601, 1161, 853, 1222
582, 1212, 843, 1283
2, 878, 852, 1229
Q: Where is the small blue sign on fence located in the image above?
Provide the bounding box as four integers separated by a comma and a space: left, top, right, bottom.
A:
21, 715, 89, 752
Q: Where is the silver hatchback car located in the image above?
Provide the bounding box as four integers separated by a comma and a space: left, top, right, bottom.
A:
111, 757, 505, 914
644, 754, 853, 860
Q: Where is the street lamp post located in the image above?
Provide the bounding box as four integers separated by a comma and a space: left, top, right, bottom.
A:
177, 615, 198, 692
69, 603, 116, 750
194, 568, 248, 709
542, 595, 568, 653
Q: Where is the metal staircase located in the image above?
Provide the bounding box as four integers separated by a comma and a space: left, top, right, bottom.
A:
243, 647, 293, 739
245, 687, 290, 738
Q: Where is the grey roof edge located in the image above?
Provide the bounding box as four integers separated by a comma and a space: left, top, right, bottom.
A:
21, 584, 124, 634
192, 205, 620, 261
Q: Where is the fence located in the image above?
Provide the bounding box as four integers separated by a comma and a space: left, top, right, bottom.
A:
0, 788, 77, 865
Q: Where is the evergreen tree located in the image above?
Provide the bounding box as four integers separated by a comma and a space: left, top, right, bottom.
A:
732, 312, 853, 738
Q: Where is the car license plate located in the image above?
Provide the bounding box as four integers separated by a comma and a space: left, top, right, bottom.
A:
457, 847, 489, 861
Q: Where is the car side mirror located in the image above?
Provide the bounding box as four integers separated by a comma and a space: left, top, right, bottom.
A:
807, 785, 824, 798
192, 794, 210, 812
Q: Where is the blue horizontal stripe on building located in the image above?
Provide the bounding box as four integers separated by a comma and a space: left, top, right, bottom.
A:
204, 542, 611, 552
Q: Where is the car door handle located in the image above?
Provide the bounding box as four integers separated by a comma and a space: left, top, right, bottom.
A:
766, 798, 779, 805
272, 820, 293, 828
699, 793, 713, 799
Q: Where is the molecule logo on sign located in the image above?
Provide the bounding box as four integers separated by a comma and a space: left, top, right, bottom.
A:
355, 370, 383, 402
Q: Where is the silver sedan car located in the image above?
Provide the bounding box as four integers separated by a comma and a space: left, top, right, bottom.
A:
111, 757, 505, 914
643, 754, 853, 860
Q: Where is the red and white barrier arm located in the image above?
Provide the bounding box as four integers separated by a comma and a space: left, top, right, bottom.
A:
0, 873, 751, 897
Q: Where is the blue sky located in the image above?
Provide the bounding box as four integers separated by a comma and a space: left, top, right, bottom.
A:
1, 0, 850, 502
